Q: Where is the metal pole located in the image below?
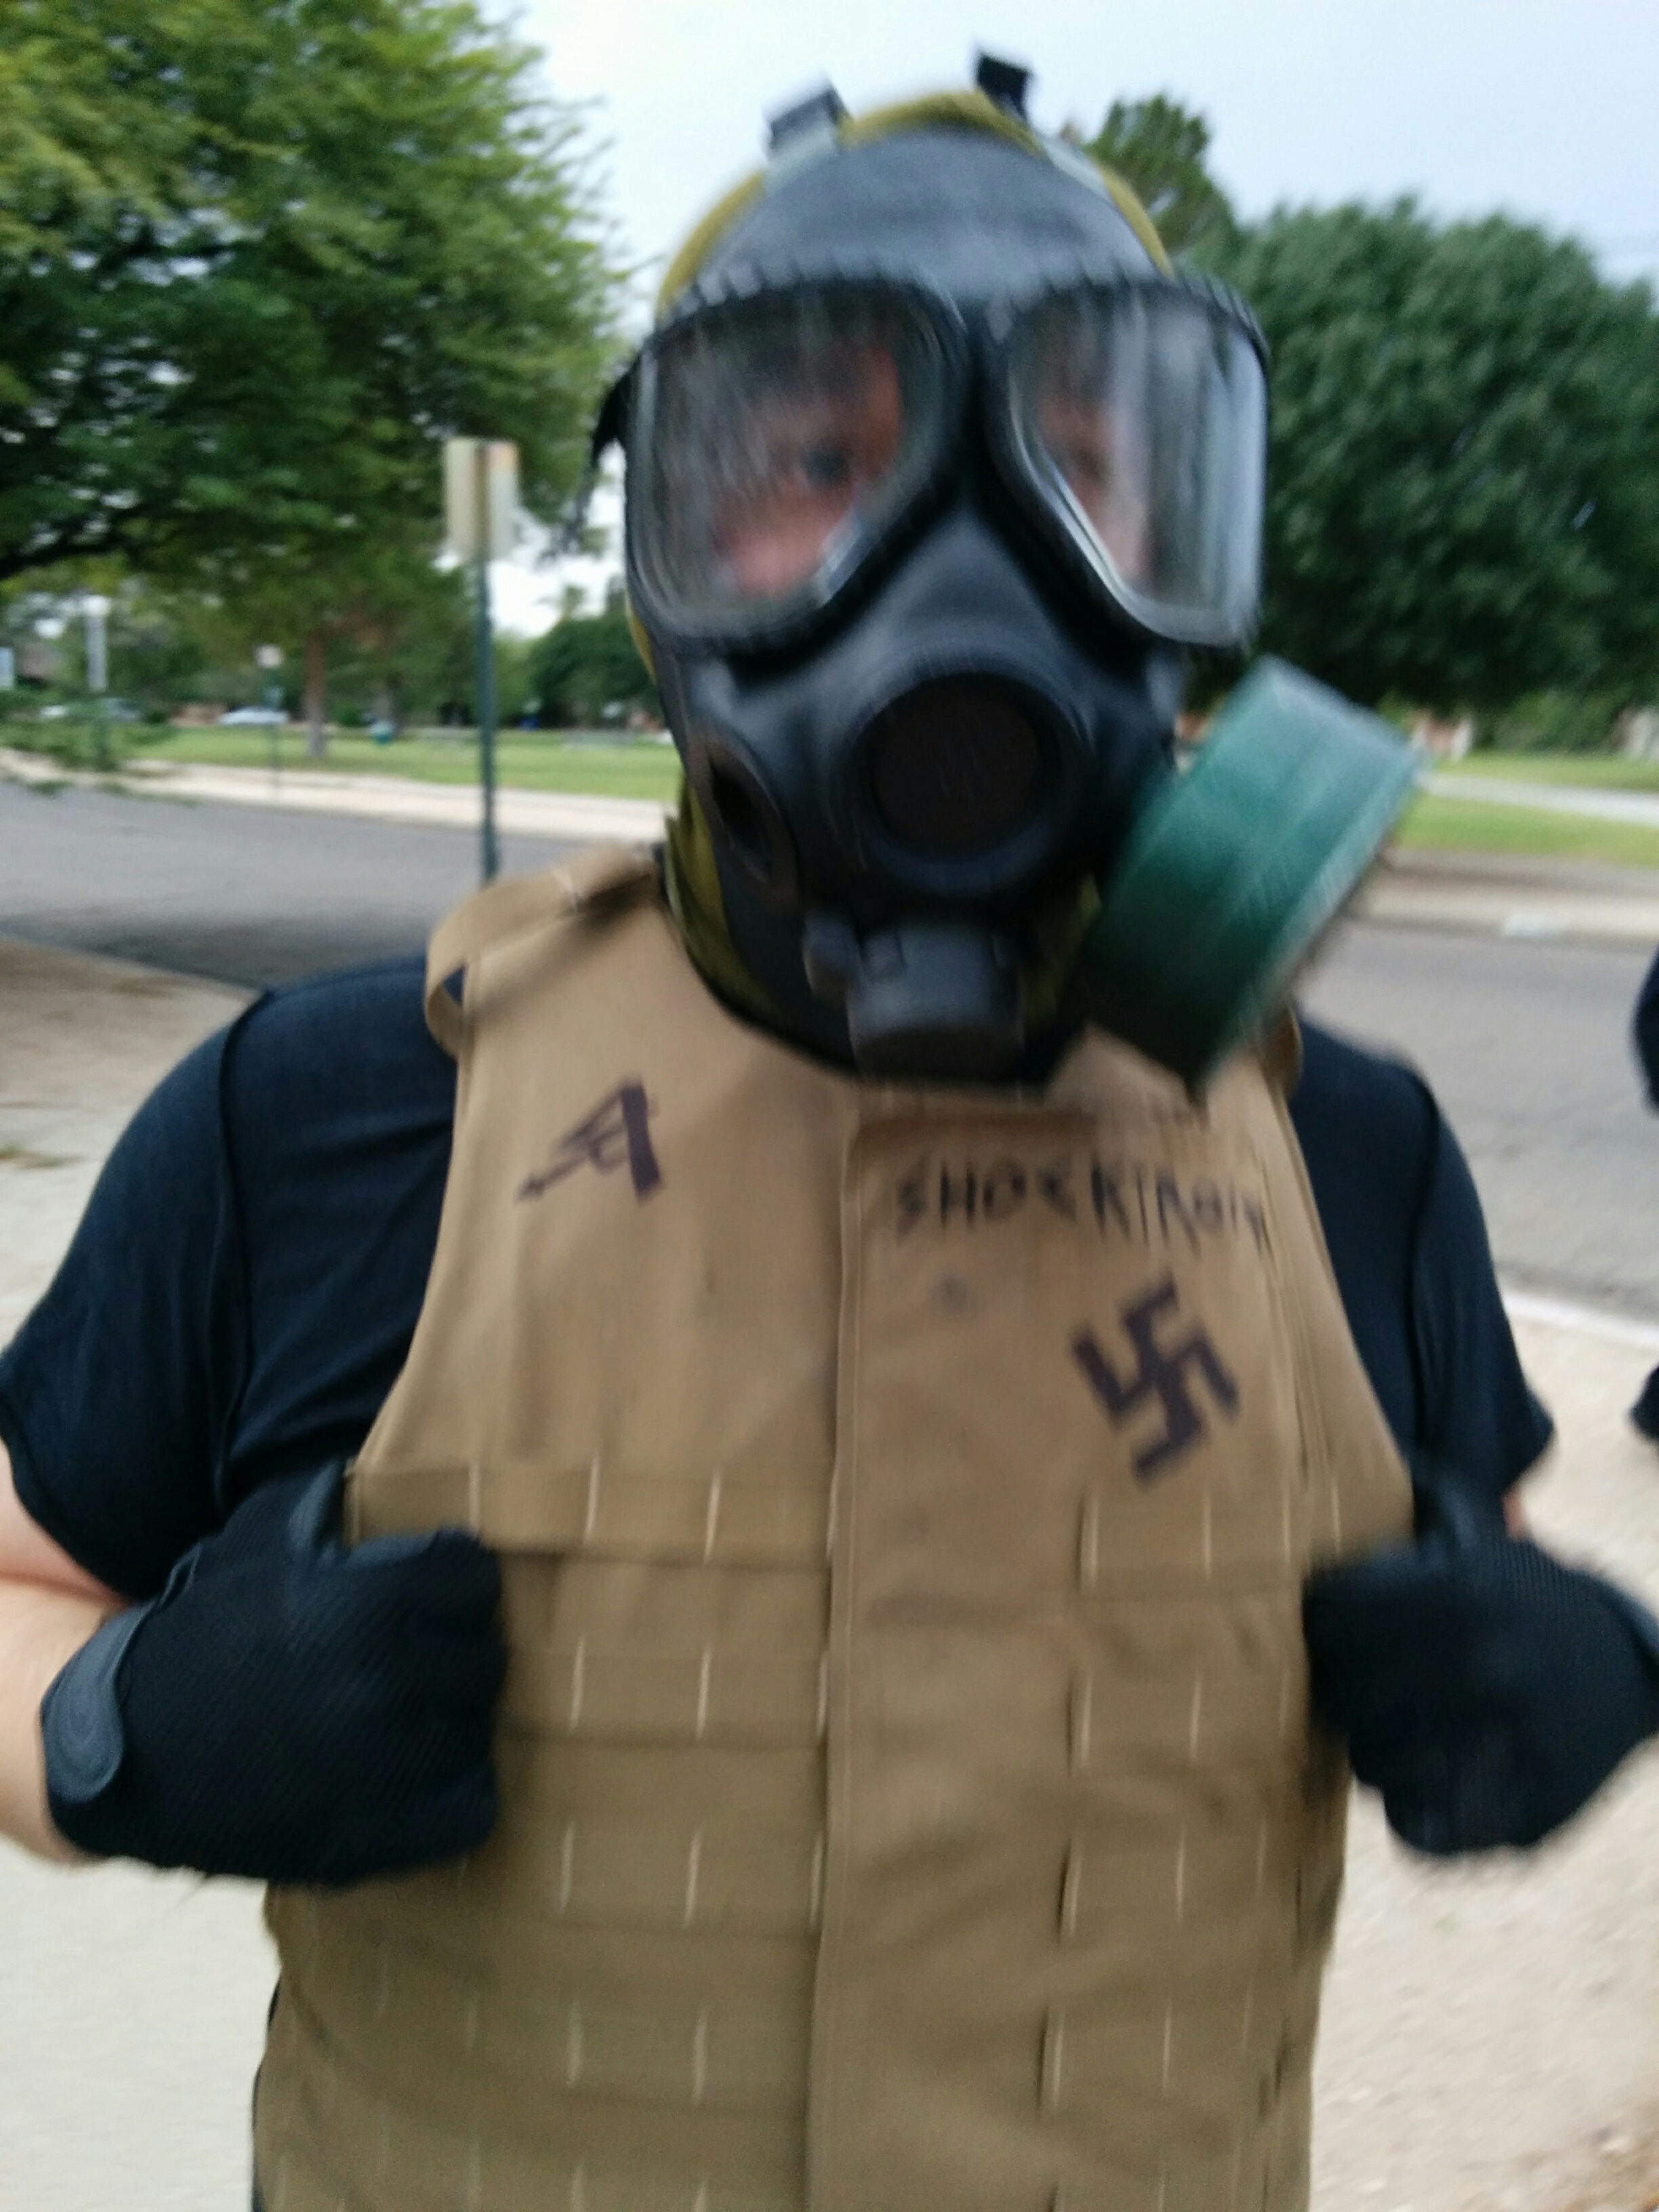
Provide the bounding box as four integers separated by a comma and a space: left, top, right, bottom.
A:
475, 548, 499, 885
85, 596, 109, 771
255, 645, 283, 788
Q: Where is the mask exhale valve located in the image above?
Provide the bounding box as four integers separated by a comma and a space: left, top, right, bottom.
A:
802, 910, 1025, 1078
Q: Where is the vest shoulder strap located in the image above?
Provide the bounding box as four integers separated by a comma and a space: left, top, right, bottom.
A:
1258, 1007, 1304, 1097
424, 845, 659, 1057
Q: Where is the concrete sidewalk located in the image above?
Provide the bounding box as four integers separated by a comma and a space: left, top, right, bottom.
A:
0, 941, 268, 2212
1359, 845, 1659, 947
1428, 770, 1659, 832
1, 937, 1658, 2211
0, 741, 672, 848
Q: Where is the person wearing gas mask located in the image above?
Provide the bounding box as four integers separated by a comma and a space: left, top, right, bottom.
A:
3, 62, 1658, 2212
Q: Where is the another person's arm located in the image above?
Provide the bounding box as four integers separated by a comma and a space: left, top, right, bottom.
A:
1295, 1034, 1658, 1848
1633, 942, 1659, 1105
0, 1440, 121, 1859
0, 968, 502, 1883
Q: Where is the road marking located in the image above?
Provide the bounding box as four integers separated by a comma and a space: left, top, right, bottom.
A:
1502, 1286, 1659, 1351
1499, 912, 1567, 940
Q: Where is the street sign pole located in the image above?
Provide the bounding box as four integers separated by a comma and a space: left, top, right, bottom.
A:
447, 436, 516, 886
83, 594, 110, 770
255, 644, 284, 786
474, 439, 500, 884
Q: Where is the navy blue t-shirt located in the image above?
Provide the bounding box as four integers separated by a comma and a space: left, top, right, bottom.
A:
0, 959, 1552, 1599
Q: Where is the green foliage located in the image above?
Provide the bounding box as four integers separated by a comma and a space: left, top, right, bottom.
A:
1479, 689, 1626, 753
1398, 791, 1659, 869
0, 712, 130, 771
532, 588, 659, 728
1209, 203, 1659, 711
218, 557, 478, 728
146, 725, 683, 798
1084, 96, 1237, 260
494, 634, 539, 729
0, 0, 625, 722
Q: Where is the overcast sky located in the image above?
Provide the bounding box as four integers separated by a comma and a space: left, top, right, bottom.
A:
498, 0, 1659, 628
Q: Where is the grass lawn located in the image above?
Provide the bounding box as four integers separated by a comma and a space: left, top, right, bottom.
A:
1437, 752, 1659, 792
136, 726, 684, 802
18, 722, 1659, 872
1395, 791, 1659, 870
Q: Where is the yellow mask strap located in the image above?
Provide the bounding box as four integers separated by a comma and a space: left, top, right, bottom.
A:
661, 783, 781, 1024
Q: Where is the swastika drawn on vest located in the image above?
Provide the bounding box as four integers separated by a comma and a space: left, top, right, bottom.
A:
517, 1080, 662, 1202
1071, 1275, 1240, 1479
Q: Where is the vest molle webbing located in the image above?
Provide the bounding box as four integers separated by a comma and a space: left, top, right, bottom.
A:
256, 848, 1411, 2212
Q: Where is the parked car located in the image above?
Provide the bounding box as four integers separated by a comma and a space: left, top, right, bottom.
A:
218, 705, 286, 726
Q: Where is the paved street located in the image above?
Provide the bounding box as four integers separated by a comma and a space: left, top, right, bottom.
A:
1300, 924, 1659, 1318
0, 774, 573, 988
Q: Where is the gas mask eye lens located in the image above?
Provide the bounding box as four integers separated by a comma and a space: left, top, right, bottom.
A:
712, 342, 905, 596
1002, 283, 1267, 647
628, 283, 958, 645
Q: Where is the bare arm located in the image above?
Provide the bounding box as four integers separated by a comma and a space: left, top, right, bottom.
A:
0, 1440, 124, 1860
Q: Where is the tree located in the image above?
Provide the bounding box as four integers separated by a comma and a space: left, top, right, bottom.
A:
1210, 205, 1659, 710
1084, 96, 1237, 261
0, 0, 623, 745
532, 583, 659, 729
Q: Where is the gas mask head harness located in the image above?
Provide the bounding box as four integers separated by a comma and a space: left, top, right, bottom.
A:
592, 63, 1414, 1086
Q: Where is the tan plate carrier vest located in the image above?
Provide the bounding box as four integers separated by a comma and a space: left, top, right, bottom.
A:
255, 848, 1411, 2212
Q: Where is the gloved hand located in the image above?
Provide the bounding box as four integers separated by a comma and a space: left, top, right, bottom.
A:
1303, 1469, 1659, 1854
41, 1461, 505, 1885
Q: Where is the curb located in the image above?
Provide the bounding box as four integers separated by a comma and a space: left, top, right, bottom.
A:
0, 746, 672, 846
1355, 879, 1659, 948
1502, 1286, 1659, 1353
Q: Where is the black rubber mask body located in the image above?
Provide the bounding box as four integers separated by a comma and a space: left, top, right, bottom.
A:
643, 129, 1176, 1079
659, 496, 1172, 1073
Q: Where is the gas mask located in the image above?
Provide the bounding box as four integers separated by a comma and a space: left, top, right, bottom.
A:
597, 77, 1414, 1085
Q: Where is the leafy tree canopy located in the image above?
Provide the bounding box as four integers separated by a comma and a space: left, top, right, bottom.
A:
1084, 94, 1237, 261
1212, 204, 1659, 709
0, 0, 623, 611
1088, 93, 1659, 710
532, 583, 659, 729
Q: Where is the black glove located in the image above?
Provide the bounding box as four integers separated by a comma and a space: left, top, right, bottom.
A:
1303, 1470, 1659, 1854
41, 1461, 505, 1885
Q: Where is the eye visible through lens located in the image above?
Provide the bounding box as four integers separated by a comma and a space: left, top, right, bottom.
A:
647, 300, 928, 624
712, 340, 906, 599
1027, 319, 1153, 590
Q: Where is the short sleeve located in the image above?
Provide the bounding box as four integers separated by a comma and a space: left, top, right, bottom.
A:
0, 956, 456, 1601
1292, 1021, 1551, 1502
1410, 1099, 1555, 1500
0, 1019, 248, 1598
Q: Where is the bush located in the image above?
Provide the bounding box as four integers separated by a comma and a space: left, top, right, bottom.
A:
0, 717, 129, 771
532, 595, 659, 729
1479, 691, 1626, 752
